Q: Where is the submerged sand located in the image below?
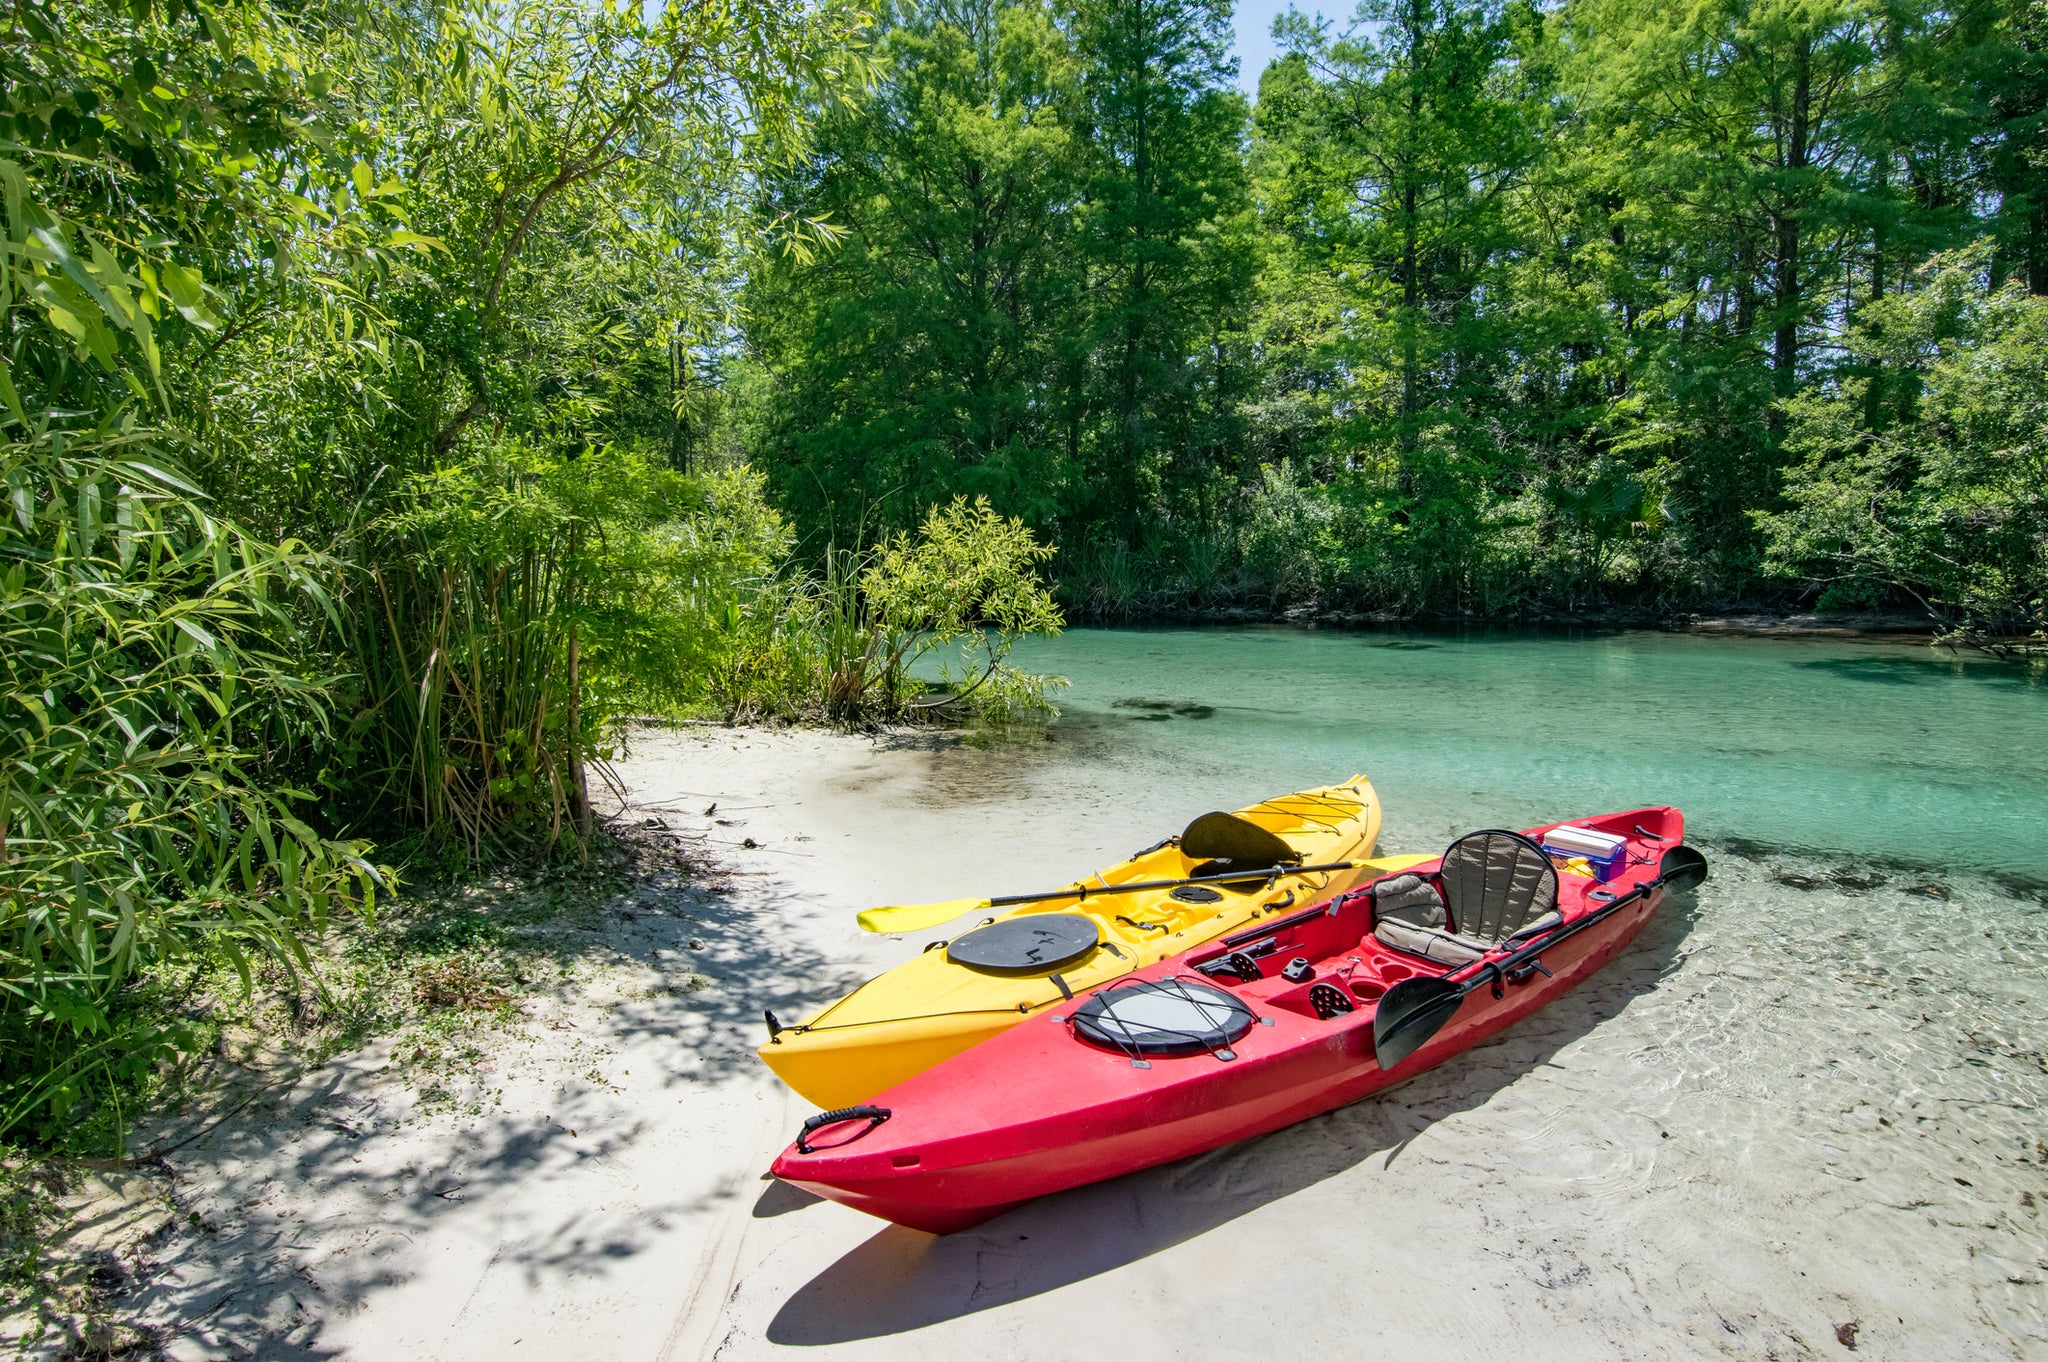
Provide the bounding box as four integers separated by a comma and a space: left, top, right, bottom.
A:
93, 725, 2048, 1359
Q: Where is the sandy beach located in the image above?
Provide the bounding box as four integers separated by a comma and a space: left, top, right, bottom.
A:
69, 723, 2048, 1360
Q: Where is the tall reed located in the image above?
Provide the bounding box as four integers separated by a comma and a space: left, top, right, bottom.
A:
338, 451, 790, 855
0, 429, 380, 1139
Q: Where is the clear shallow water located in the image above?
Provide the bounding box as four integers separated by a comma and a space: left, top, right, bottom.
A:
1004, 626, 2048, 881
938, 626, 2048, 1348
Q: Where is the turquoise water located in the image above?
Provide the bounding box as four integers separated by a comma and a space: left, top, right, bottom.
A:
1003, 626, 2048, 880
889, 625, 2047, 1347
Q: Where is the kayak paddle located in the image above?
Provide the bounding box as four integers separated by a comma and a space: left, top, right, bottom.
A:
1371, 843, 1709, 1070
857, 852, 1436, 934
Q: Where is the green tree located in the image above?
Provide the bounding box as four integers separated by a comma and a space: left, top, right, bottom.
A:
748, 0, 1087, 545
179, 0, 869, 846
1953, 0, 2048, 293
1556, 0, 1921, 591
1247, 0, 1542, 608
1264, 0, 1534, 472
1759, 248, 2048, 640
1066, 0, 1257, 536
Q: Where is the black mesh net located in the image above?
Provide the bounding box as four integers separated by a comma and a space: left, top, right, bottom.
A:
1070, 977, 1256, 1059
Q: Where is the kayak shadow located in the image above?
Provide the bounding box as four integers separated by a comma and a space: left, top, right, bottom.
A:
765, 890, 1700, 1346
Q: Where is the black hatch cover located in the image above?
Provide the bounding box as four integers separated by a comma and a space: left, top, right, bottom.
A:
1070, 977, 1256, 1058
947, 913, 1100, 974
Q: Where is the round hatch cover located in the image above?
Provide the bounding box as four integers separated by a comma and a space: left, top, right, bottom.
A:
1070, 977, 1257, 1058
946, 914, 1100, 974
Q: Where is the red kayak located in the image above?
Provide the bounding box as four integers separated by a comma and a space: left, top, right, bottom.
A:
770, 807, 1707, 1234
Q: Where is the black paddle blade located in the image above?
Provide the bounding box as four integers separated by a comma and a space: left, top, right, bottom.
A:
1658, 844, 1709, 890
1373, 976, 1465, 1071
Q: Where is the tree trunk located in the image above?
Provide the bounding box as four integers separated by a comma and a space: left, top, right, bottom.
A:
2030, 193, 2048, 296
1401, 183, 1420, 473
1607, 192, 1632, 397
567, 622, 590, 840
1773, 32, 1811, 401
1734, 232, 1755, 339
1397, 0, 1426, 490
1122, 46, 1153, 500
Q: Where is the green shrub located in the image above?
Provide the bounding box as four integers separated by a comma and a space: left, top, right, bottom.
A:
1760, 247, 2048, 644
1238, 459, 1340, 606
710, 498, 1066, 723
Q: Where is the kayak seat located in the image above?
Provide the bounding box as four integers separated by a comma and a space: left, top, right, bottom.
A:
1187, 859, 1283, 889
1371, 874, 1485, 967
1180, 812, 1301, 866
1440, 830, 1559, 945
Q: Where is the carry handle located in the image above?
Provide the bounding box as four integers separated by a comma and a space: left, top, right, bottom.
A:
795, 1104, 893, 1154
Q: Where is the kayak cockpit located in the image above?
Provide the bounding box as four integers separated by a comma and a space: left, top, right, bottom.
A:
1180, 808, 1684, 1021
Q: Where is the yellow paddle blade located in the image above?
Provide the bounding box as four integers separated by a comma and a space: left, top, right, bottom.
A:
857, 897, 996, 935
1362, 853, 1435, 873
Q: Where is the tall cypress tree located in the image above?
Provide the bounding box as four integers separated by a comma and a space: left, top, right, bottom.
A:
1956, 0, 2048, 293
1251, 0, 1537, 606
1556, 0, 1911, 591
1065, 0, 1256, 539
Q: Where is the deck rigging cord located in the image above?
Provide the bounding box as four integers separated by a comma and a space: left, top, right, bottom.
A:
1064, 975, 1260, 1068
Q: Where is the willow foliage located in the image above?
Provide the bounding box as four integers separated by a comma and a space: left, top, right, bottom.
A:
0, 0, 412, 1131
0, 0, 874, 1140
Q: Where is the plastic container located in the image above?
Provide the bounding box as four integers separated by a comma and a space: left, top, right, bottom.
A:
1542, 825, 1628, 858
1543, 825, 1630, 882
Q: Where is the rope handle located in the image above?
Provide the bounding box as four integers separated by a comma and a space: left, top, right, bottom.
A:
795, 1104, 893, 1155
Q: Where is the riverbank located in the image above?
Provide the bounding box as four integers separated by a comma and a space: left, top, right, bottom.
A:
1074, 600, 1957, 640
18, 720, 2039, 1359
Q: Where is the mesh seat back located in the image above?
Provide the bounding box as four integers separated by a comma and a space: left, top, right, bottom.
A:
1440, 830, 1558, 945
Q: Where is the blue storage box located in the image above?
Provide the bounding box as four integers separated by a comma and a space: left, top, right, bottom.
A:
1541, 828, 1629, 882
1555, 844, 1626, 882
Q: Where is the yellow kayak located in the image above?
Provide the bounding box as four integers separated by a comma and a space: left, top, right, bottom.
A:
761, 776, 1410, 1109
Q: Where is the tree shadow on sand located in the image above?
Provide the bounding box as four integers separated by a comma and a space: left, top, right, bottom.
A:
130, 1072, 734, 1358
765, 889, 1702, 1346
123, 832, 874, 1359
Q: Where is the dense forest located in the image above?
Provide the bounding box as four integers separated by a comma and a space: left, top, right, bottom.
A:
743, 0, 2046, 628
0, 0, 2041, 1142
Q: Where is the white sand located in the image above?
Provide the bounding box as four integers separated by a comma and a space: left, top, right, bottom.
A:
104, 725, 2045, 1360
